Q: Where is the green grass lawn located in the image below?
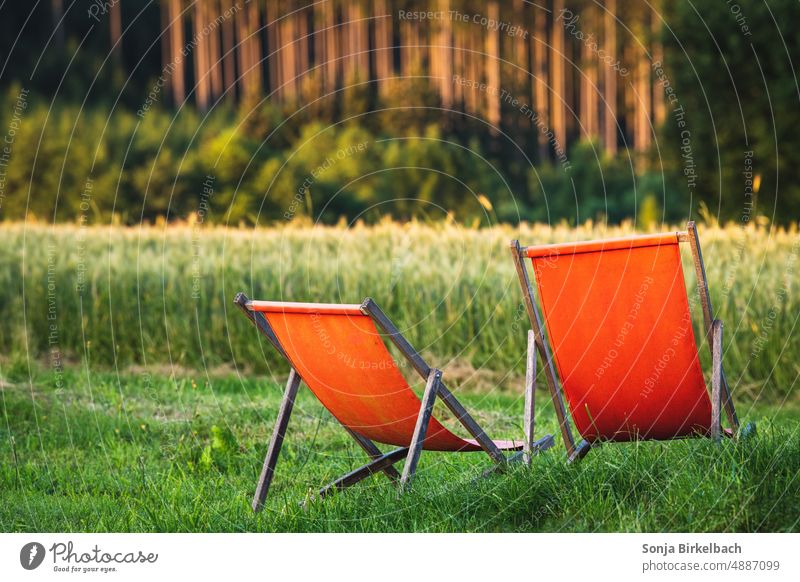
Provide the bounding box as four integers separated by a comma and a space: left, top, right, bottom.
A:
1, 366, 798, 532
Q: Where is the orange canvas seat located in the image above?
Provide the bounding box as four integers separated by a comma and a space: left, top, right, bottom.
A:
510, 222, 743, 462
235, 296, 553, 510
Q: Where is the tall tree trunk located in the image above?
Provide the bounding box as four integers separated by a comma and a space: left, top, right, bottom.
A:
351, 3, 369, 79
341, 3, 354, 82
400, 12, 419, 77
169, 0, 186, 105
551, 0, 567, 154
324, 0, 338, 93
485, 1, 501, 132
453, 21, 464, 108
603, 0, 618, 155
237, 0, 261, 100
634, 9, 651, 154
438, 0, 453, 108
564, 13, 575, 138
296, 7, 310, 92
221, 0, 236, 99
651, 3, 665, 127
265, 0, 280, 97
374, 0, 393, 97
580, 3, 598, 139
247, 0, 262, 97
513, 0, 528, 102
280, 6, 297, 100
533, 4, 549, 161
193, 0, 210, 112
464, 23, 477, 115
208, 0, 223, 100
160, 0, 171, 96
109, 0, 122, 65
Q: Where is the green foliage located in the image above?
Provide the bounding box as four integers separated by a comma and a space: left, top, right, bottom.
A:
0, 87, 707, 226
661, 0, 800, 220
525, 142, 686, 225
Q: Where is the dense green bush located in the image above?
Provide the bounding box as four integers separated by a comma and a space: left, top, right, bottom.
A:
0, 87, 692, 226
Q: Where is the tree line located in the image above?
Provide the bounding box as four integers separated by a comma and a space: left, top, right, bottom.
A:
0, 1, 798, 224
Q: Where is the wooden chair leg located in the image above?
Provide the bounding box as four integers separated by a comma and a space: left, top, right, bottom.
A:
343, 427, 401, 483
317, 447, 409, 500
400, 368, 442, 491
687, 224, 740, 434
252, 369, 301, 512
711, 319, 723, 442
510, 240, 579, 460
523, 330, 537, 466
568, 439, 591, 463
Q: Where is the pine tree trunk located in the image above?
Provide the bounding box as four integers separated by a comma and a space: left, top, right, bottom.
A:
110, 0, 122, 64
551, 0, 567, 154
208, 0, 223, 100
325, 0, 339, 93
161, 0, 171, 96
193, 0, 210, 111
374, 0, 393, 96
438, 0, 453, 108
635, 9, 651, 154
296, 7, 309, 93
280, 5, 297, 100
453, 22, 464, 108
247, 0, 262, 97
603, 0, 618, 155
651, 3, 665, 127
485, 1, 501, 132
169, 0, 186, 105
265, 0, 280, 97
221, 0, 236, 98
352, 3, 369, 78
580, 3, 598, 139
533, 4, 549, 161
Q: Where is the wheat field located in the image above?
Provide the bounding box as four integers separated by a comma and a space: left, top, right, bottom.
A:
0, 219, 797, 400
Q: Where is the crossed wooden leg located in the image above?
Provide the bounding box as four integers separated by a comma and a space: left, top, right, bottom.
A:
252, 370, 401, 512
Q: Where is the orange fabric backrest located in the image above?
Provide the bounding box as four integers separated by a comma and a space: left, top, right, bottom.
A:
251, 302, 481, 451
526, 233, 712, 441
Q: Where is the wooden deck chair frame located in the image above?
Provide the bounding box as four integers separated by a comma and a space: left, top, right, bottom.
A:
234, 294, 554, 511
509, 221, 741, 463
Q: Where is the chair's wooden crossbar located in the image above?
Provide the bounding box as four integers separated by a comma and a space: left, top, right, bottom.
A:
318, 447, 410, 499
483, 435, 556, 478
360, 298, 507, 465
343, 427, 401, 482
234, 292, 288, 359
509, 239, 581, 459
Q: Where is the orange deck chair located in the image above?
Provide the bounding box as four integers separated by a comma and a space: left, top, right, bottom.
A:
510, 222, 746, 462
234, 294, 554, 510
